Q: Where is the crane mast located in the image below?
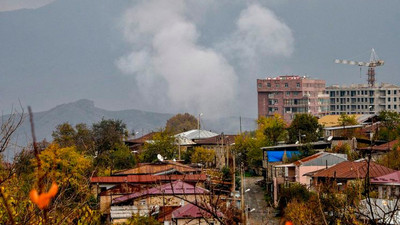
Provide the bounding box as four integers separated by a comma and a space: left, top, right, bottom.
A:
334, 48, 384, 87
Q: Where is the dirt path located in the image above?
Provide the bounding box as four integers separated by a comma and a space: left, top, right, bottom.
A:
244, 176, 280, 225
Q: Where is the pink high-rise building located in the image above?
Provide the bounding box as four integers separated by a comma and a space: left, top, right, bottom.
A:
257, 75, 329, 122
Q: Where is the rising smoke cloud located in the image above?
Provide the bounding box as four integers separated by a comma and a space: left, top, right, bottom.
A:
117, 1, 294, 117
117, 0, 237, 116
0, 0, 56, 12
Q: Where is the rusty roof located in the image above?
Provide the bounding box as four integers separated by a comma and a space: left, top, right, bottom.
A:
114, 161, 200, 175
112, 180, 209, 204
124, 132, 157, 144
312, 161, 395, 179
318, 114, 367, 127
90, 174, 207, 184
194, 134, 237, 145
371, 171, 400, 185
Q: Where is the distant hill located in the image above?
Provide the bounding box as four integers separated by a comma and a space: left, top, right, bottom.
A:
3, 99, 256, 159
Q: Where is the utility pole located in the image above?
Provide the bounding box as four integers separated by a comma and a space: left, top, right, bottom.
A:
241, 163, 246, 225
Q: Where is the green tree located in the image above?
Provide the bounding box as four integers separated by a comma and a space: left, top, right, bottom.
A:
377, 110, 400, 141
92, 118, 128, 155
140, 130, 177, 162
338, 113, 358, 126
52, 123, 76, 147
110, 144, 136, 170
288, 113, 323, 144
52, 122, 94, 153
233, 134, 263, 171
125, 214, 160, 225
257, 114, 287, 145
165, 113, 198, 134
191, 147, 215, 167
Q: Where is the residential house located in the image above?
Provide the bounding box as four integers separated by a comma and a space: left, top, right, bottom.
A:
269, 152, 347, 206
110, 180, 210, 224
371, 171, 400, 199
124, 132, 157, 151
193, 134, 237, 169
311, 160, 395, 188
171, 203, 223, 225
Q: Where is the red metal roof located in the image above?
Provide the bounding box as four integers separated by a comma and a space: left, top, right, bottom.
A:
312, 161, 395, 179
90, 174, 207, 184
371, 171, 400, 184
172, 203, 223, 219
112, 180, 209, 204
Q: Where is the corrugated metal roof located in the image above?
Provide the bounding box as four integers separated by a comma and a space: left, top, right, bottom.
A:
112, 180, 209, 204
91, 174, 207, 184
175, 129, 218, 140
194, 134, 237, 145
114, 161, 200, 175
125, 132, 157, 144
312, 161, 395, 179
172, 203, 222, 219
294, 152, 347, 167
319, 114, 374, 128
371, 171, 400, 185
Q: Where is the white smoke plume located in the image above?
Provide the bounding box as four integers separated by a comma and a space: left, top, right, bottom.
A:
117, 0, 238, 116
117, 1, 294, 117
0, 0, 56, 12
219, 3, 294, 66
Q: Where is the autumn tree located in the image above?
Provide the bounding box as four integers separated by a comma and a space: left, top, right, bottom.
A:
191, 147, 215, 167
140, 130, 177, 162
165, 113, 198, 134
287, 113, 323, 144
257, 114, 287, 145
233, 134, 263, 171
338, 113, 358, 126
377, 110, 400, 141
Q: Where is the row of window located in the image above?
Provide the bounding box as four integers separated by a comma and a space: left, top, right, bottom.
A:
259, 82, 302, 88
330, 104, 399, 111
329, 89, 399, 97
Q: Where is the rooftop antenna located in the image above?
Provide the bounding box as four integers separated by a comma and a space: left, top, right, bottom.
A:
157, 154, 164, 162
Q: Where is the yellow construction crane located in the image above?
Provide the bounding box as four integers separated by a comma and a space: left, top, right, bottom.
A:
334, 48, 384, 87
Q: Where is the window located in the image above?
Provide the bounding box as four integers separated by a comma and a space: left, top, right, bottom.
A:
140, 200, 146, 205
388, 97, 391, 102
267, 83, 271, 87
296, 83, 300, 87
285, 83, 288, 87
388, 90, 391, 95
395, 90, 398, 95
388, 105, 391, 109
276, 84, 280, 88
293, 92, 299, 96
286, 91, 290, 96
258, 83, 262, 88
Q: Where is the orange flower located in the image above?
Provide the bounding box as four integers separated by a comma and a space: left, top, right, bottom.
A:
30, 182, 58, 209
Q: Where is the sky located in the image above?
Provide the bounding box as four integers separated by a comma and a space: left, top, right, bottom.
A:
1, 0, 400, 118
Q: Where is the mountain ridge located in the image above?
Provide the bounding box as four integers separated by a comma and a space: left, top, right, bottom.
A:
3, 99, 256, 159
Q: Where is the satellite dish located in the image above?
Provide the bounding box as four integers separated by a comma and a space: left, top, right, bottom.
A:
173, 158, 176, 162
295, 141, 299, 144
157, 154, 164, 162
327, 136, 333, 141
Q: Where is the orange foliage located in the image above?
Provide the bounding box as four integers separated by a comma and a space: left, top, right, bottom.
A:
29, 182, 58, 209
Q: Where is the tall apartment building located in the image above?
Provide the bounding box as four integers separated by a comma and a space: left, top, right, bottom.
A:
257, 75, 329, 122
326, 83, 400, 115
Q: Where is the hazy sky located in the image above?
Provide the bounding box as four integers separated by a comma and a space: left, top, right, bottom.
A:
1, 0, 399, 118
